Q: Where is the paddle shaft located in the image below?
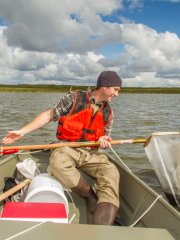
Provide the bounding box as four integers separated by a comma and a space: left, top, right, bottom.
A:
1, 139, 146, 151
0, 179, 31, 202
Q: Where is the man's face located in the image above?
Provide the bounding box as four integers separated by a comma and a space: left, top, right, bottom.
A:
102, 86, 121, 102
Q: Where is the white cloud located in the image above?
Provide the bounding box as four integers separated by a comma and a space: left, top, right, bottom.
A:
124, 72, 180, 87
0, 25, 105, 85
0, 0, 122, 53
119, 24, 180, 79
0, 0, 180, 87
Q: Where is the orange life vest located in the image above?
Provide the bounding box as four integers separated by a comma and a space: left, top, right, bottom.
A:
56, 90, 112, 142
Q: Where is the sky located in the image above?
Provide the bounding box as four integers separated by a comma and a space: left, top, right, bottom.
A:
0, 0, 180, 87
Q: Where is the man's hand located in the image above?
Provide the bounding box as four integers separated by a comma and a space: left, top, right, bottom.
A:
2, 130, 24, 145
2, 109, 54, 145
99, 136, 112, 148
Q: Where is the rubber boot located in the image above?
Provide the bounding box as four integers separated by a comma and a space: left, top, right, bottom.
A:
71, 176, 98, 213
92, 202, 119, 225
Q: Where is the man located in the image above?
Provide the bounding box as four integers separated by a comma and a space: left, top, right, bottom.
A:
2, 71, 122, 225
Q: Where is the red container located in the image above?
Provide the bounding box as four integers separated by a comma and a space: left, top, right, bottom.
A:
0, 202, 68, 223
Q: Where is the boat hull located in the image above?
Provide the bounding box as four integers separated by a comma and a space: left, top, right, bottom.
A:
0, 150, 179, 239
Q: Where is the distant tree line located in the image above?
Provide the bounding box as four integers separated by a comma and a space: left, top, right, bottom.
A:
0, 84, 180, 94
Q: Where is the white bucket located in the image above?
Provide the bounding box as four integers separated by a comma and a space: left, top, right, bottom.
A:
24, 173, 69, 213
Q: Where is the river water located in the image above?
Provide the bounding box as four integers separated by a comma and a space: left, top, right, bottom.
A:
0, 92, 180, 194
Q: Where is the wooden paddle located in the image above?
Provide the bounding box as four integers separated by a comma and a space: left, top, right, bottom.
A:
0, 179, 31, 202
1, 138, 146, 155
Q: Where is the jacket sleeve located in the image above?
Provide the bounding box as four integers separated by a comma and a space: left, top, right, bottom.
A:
104, 110, 113, 136
53, 92, 75, 121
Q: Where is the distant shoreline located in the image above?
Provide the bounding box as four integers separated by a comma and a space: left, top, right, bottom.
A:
0, 84, 180, 94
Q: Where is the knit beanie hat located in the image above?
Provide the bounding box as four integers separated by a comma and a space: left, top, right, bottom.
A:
96, 71, 122, 88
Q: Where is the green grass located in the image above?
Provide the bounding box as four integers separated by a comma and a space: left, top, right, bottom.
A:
0, 84, 87, 92
0, 84, 180, 93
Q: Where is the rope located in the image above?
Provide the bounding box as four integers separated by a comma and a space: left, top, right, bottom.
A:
109, 146, 132, 172
4, 222, 46, 240
108, 146, 163, 227
129, 195, 162, 227
15, 149, 47, 155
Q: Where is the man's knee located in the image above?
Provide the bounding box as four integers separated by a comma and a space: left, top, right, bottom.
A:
49, 147, 74, 168
48, 148, 80, 188
103, 162, 120, 183
110, 164, 120, 181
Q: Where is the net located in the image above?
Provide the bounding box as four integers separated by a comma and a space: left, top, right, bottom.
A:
144, 132, 180, 208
